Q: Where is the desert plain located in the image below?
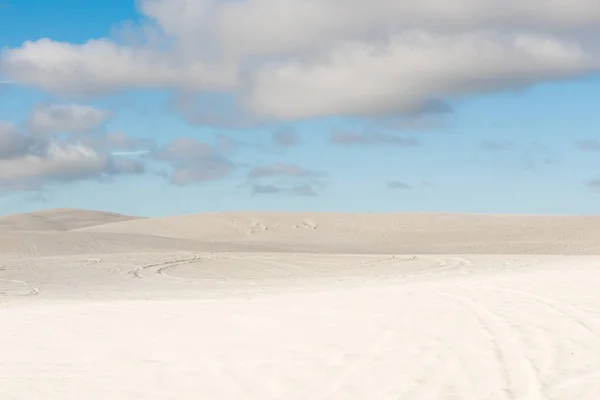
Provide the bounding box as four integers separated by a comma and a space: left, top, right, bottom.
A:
1, 209, 600, 399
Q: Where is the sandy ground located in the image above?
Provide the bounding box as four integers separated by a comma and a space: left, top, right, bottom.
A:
1, 209, 600, 399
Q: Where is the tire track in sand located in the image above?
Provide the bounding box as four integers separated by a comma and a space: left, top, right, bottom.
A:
0, 279, 39, 297
433, 291, 547, 400
127, 254, 219, 282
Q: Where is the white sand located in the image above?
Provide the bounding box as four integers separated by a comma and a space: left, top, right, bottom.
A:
1, 209, 600, 399
80, 211, 600, 254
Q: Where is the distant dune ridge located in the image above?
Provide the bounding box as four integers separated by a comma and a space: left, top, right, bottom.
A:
1, 208, 600, 255
0, 208, 141, 232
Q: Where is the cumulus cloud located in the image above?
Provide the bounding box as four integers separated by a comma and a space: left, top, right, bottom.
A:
245, 32, 597, 119
151, 137, 234, 185
168, 92, 260, 128
103, 132, 155, 152
0, 122, 34, 159
1, 39, 235, 97
212, 0, 600, 57
2, 0, 598, 120
0, 130, 145, 191
330, 131, 419, 146
27, 103, 111, 135
0, 104, 150, 191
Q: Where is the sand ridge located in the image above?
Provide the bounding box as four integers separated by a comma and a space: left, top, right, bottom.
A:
79, 211, 600, 254
0, 208, 141, 232
3, 208, 600, 254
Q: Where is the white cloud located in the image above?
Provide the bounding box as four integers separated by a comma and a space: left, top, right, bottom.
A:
2, 39, 235, 97
2, 0, 599, 119
0, 122, 34, 159
152, 138, 234, 185
98, 132, 156, 152
0, 141, 143, 190
27, 103, 111, 135
246, 163, 326, 196
0, 142, 104, 181
111, 150, 150, 156
0, 116, 148, 191
330, 131, 419, 146
139, 0, 211, 40
244, 32, 596, 118
248, 163, 322, 179
213, 0, 600, 56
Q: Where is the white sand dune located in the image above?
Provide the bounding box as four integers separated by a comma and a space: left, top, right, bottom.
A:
1, 209, 600, 399
82, 211, 600, 254
0, 208, 141, 232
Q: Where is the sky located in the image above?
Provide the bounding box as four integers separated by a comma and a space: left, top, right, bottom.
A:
0, 0, 600, 217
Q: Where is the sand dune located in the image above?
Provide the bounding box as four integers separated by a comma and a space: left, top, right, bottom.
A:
3, 208, 600, 254
82, 211, 600, 254
2, 209, 600, 399
0, 208, 140, 232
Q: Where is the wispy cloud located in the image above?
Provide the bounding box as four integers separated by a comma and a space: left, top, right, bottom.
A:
387, 181, 412, 190
151, 138, 234, 186
111, 150, 150, 156
248, 163, 322, 180
575, 139, 600, 152
272, 128, 299, 147
587, 178, 600, 191
246, 163, 326, 197
480, 140, 515, 151
251, 183, 318, 197
330, 131, 419, 147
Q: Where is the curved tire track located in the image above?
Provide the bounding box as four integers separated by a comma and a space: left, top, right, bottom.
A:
0, 279, 39, 297
128, 254, 202, 282
432, 291, 548, 400
480, 285, 600, 338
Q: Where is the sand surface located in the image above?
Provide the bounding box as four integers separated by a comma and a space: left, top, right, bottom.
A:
1, 209, 600, 399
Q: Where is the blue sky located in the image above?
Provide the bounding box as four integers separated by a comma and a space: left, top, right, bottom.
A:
1, 0, 600, 216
